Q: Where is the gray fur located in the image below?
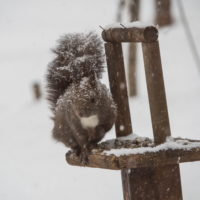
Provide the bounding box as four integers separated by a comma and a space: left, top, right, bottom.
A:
46, 32, 117, 162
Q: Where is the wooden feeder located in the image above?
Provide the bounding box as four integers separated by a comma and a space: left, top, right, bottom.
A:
66, 23, 200, 200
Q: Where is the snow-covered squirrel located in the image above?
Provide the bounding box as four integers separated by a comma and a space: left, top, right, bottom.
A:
46, 32, 117, 163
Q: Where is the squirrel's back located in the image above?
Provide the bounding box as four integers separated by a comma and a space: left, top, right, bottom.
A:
46, 32, 104, 112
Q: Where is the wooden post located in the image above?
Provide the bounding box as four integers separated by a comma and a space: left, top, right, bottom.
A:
32, 82, 42, 100
105, 42, 132, 138
128, 0, 140, 97
155, 0, 173, 27
142, 42, 170, 144
140, 41, 183, 199
105, 42, 133, 199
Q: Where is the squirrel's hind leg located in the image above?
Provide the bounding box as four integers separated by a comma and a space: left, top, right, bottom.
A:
79, 144, 91, 165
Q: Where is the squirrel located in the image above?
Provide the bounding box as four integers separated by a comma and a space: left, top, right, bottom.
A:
46, 32, 117, 164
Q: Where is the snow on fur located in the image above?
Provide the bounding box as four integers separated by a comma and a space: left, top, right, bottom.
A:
46, 32, 104, 112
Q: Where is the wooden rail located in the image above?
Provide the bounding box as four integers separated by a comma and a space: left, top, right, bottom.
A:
102, 26, 158, 43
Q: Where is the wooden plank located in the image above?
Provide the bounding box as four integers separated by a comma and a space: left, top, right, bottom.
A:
102, 26, 158, 43
66, 142, 200, 170
119, 146, 200, 168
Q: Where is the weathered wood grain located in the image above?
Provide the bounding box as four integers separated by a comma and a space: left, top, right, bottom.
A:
104, 41, 134, 199
105, 42, 132, 137
66, 138, 200, 170
142, 41, 170, 144
102, 26, 158, 43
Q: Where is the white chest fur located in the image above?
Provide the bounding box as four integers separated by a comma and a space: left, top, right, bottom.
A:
80, 115, 99, 129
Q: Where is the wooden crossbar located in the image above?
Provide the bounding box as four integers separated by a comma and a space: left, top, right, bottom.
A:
102, 26, 158, 43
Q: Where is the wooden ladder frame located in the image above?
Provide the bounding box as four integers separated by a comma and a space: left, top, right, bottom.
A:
66, 24, 200, 200
103, 25, 182, 200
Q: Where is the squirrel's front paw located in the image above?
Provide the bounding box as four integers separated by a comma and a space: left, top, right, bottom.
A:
72, 147, 81, 157
80, 151, 89, 165
79, 145, 91, 165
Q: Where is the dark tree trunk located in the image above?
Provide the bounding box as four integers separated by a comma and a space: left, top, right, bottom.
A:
32, 82, 42, 100
128, 0, 140, 97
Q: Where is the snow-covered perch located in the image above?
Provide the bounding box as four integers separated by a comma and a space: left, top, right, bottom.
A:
66, 137, 200, 170
103, 136, 200, 156
102, 21, 158, 43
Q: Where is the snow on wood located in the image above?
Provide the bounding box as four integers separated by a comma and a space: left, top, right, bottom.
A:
66, 137, 200, 170
104, 21, 155, 30
103, 137, 200, 156
117, 133, 148, 141
102, 21, 158, 43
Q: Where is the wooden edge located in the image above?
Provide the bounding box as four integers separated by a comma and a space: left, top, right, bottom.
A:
66, 141, 200, 170
119, 147, 200, 168
102, 26, 158, 43
66, 151, 120, 170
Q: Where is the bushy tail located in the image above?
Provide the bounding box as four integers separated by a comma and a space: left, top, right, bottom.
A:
46, 32, 105, 112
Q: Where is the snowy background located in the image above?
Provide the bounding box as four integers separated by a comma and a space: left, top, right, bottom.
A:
0, 0, 200, 199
